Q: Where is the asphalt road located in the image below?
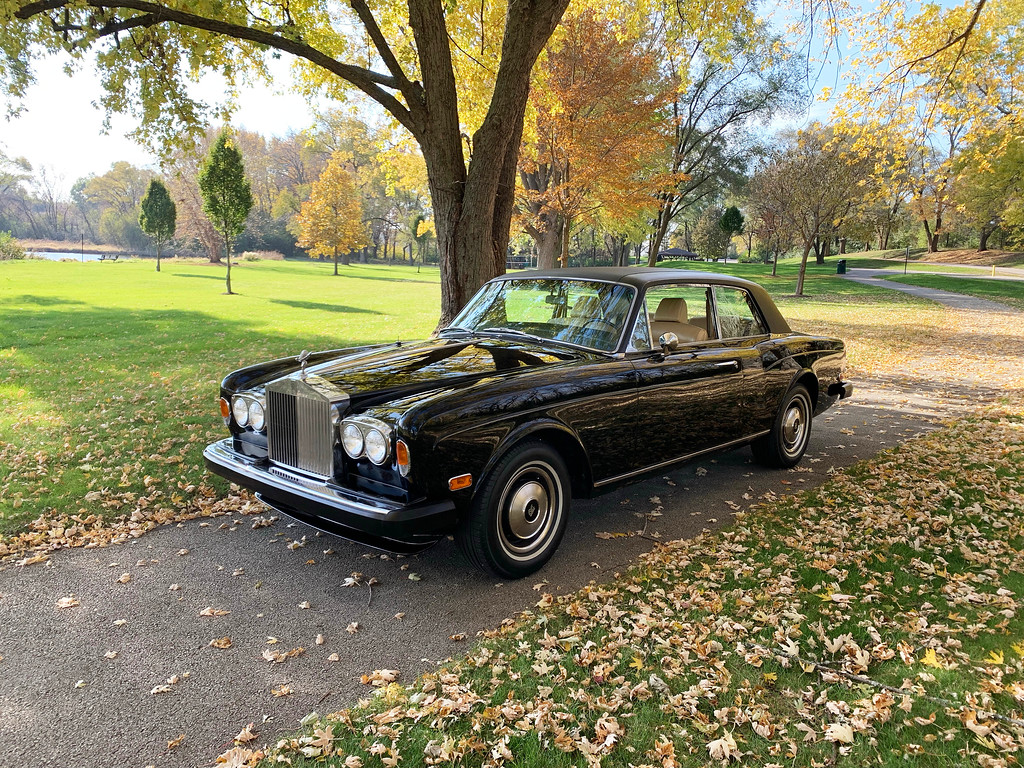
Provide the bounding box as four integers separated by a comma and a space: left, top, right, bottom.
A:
0, 381, 954, 768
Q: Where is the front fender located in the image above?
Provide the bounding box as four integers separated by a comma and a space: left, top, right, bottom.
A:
431, 416, 592, 511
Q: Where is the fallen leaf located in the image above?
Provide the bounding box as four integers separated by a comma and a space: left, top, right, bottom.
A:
347, 622, 360, 634
209, 637, 232, 649
271, 684, 293, 697
234, 723, 258, 743
825, 723, 854, 744
216, 746, 254, 767
57, 595, 80, 609
708, 731, 738, 762
360, 669, 399, 686
116, 572, 131, 584
200, 607, 230, 617
167, 734, 185, 750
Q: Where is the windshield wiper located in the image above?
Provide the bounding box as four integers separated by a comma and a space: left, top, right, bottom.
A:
437, 326, 474, 337
479, 326, 545, 343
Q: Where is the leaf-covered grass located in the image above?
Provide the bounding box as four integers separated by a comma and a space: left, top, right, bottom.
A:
0, 259, 440, 551
885, 274, 1024, 312
251, 403, 1024, 768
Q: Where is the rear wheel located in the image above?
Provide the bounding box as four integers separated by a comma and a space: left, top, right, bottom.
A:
752, 384, 813, 468
457, 442, 570, 578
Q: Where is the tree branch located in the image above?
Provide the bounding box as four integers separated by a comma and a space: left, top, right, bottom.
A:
347, 0, 422, 106
14, 0, 419, 134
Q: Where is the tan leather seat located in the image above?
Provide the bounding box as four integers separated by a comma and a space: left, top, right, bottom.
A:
650, 297, 708, 343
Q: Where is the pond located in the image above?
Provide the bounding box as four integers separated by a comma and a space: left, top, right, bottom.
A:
30, 251, 123, 263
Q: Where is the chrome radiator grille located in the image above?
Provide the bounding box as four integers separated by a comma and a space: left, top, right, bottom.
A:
266, 382, 333, 478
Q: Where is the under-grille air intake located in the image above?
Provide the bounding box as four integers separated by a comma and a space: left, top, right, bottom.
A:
266, 381, 333, 478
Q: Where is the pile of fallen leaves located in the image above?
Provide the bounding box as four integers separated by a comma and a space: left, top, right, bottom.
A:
0, 483, 262, 565
236, 402, 1024, 768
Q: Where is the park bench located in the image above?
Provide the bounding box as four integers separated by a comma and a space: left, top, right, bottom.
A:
98, 254, 118, 261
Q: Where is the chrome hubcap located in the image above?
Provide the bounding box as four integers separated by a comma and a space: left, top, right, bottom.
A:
498, 462, 561, 560
782, 399, 808, 453
507, 481, 549, 539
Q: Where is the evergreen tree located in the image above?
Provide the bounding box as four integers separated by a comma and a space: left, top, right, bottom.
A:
720, 206, 745, 237
138, 179, 177, 272
199, 132, 253, 294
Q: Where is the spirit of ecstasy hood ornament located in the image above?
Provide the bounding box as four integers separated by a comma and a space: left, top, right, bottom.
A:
297, 349, 311, 380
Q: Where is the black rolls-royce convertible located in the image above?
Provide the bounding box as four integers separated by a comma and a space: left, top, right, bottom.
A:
204, 268, 852, 577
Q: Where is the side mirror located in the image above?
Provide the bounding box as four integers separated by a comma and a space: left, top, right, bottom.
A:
659, 332, 679, 352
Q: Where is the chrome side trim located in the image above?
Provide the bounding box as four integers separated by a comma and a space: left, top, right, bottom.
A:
593, 431, 770, 488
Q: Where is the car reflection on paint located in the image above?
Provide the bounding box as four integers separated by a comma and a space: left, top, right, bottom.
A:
204, 267, 852, 577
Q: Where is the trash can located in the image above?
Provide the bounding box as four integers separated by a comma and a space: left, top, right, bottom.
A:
836, 259, 847, 274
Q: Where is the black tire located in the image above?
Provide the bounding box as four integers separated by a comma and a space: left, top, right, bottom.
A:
752, 384, 813, 468
457, 442, 571, 578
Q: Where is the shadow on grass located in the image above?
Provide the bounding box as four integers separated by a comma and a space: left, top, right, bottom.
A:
263, 262, 440, 284
172, 272, 229, 281
269, 299, 382, 315
0, 294, 88, 307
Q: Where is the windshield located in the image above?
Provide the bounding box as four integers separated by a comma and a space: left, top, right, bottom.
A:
448, 278, 635, 352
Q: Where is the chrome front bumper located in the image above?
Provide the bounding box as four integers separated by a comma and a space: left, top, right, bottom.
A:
203, 439, 456, 553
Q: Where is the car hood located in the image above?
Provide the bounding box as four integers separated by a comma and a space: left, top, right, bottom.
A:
292, 337, 587, 409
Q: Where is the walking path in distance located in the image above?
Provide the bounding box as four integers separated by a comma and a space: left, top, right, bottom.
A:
843, 267, 1020, 312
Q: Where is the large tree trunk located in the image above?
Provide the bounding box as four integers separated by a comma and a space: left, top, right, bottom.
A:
417, 0, 568, 327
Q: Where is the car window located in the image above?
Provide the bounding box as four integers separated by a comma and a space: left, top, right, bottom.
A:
712, 286, 769, 338
450, 278, 635, 352
634, 284, 715, 350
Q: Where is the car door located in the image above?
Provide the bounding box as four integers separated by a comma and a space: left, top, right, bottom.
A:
628, 283, 769, 470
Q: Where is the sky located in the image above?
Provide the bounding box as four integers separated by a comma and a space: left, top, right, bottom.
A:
1, 53, 317, 190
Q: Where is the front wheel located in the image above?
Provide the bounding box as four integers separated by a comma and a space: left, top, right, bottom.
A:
457, 442, 570, 578
752, 384, 813, 468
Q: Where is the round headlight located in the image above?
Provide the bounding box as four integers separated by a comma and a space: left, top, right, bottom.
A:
364, 428, 389, 465
342, 423, 364, 458
248, 400, 266, 431
232, 396, 249, 427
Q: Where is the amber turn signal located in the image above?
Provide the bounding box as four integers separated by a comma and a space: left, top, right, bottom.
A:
396, 439, 411, 477
218, 397, 231, 420
448, 473, 472, 491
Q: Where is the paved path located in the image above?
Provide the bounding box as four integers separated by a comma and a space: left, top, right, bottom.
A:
2, 274, 1017, 768
844, 268, 1020, 312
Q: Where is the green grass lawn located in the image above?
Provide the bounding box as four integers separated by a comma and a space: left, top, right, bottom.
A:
0, 258, 441, 544
885, 274, 1024, 311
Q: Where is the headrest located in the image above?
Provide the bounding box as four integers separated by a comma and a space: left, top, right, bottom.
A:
571, 295, 601, 317
654, 297, 688, 323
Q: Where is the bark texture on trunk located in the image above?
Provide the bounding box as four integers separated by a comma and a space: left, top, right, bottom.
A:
418, 0, 569, 326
